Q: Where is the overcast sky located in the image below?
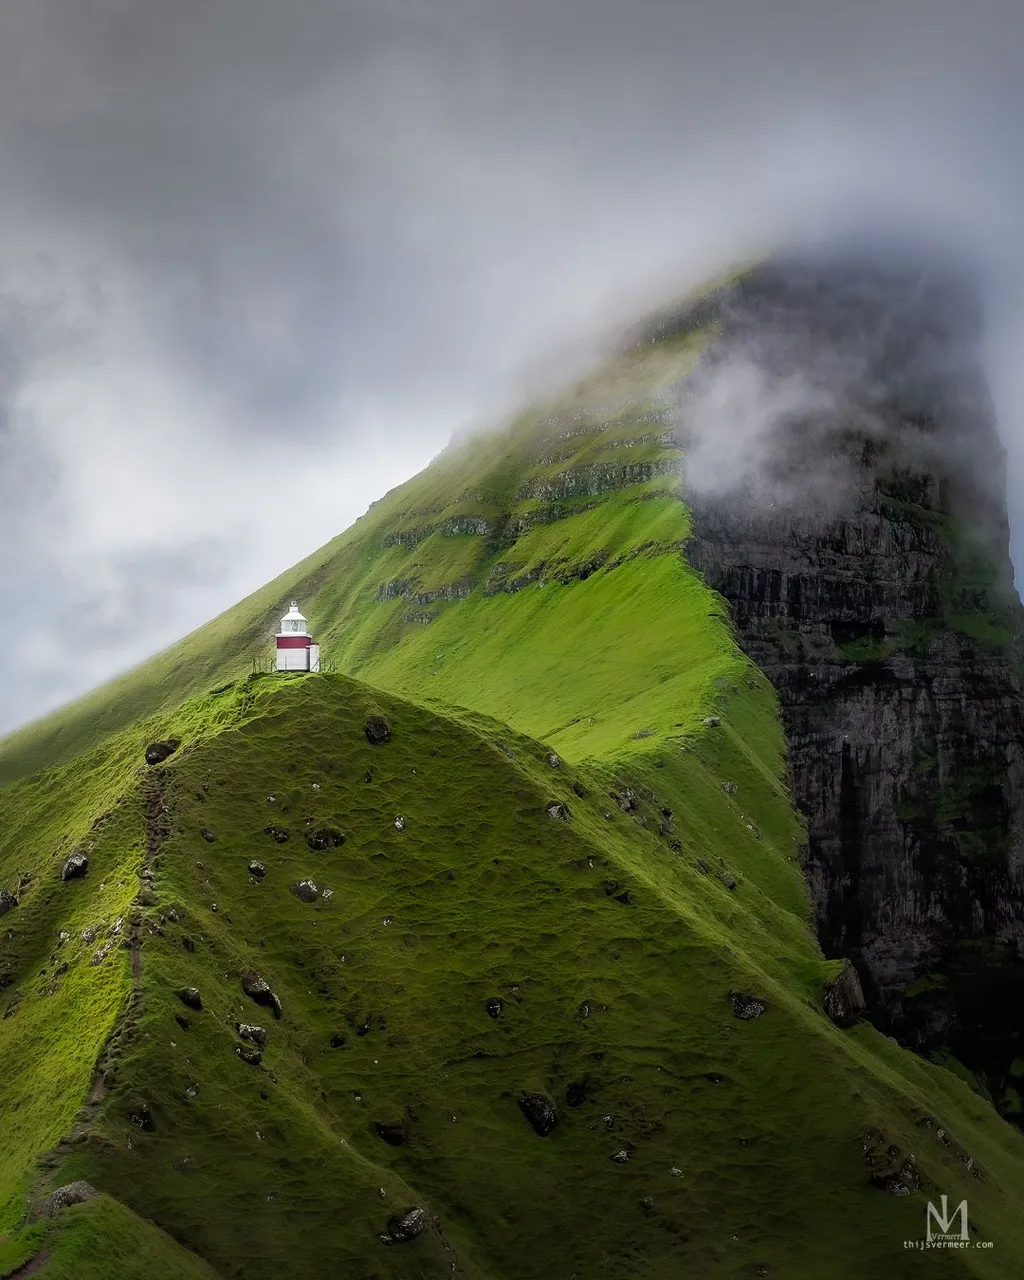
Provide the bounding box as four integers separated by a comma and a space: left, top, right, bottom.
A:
2, 0, 1024, 734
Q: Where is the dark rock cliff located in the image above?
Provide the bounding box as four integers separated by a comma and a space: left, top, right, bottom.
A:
678, 250, 1024, 1119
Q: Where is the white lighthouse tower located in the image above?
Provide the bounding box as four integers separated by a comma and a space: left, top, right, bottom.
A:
275, 600, 320, 672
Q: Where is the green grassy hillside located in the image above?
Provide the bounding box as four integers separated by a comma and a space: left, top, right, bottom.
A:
2, 675, 1022, 1277
2, 288, 1024, 1275
0, 329, 708, 784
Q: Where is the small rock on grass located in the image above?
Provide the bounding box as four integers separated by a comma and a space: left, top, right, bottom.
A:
291, 879, 319, 903
144, 738, 179, 765
380, 1206, 426, 1244
61, 853, 88, 882
242, 971, 283, 1019
365, 715, 391, 746
307, 828, 345, 850
729, 991, 768, 1021
518, 1091, 558, 1136
374, 1119, 408, 1146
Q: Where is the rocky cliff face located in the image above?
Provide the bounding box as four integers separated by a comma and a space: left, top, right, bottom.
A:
678, 251, 1024, 1119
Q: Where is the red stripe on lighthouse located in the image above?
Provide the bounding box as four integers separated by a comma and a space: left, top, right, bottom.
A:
276, 636, 311, 649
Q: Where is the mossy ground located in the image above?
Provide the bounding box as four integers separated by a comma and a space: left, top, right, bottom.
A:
5, 676, 1024, 1276
1, 298, 1024, 1275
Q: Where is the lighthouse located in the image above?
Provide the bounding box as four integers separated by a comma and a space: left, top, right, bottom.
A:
275, 601, 320, 672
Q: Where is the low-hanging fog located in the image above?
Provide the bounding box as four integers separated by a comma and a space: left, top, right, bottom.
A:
2, 0, 1024, 733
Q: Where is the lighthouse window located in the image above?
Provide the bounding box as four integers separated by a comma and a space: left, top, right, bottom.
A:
290, 620, 301, 631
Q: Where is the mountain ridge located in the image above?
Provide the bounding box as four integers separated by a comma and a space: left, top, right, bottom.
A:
3, 257, 1024, 1275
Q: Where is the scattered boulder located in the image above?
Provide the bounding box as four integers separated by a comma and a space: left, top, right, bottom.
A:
729, 991, 768, 1021
703, 716, 721, 728
374, 1119, 408, 1146
200, 828, 216, 843
330, 1032, 347, 1048
242, 971, 282, 1019
634, 728, 656, 739
39, 1180, 98, 1217
248, 861, 267, 879
291, 879, 319, 903
61, 853, 89, 882
236, 1046, 263, 1066
610, 1149, 631, 1164
175, 1014, 191, 1032
177, 987, 203, 1011
484, 997, 504, 1020
236, 1023, 268, 1047
823, 961, 866, 1027
380, 1206, 426, 1245
871, 1171, 915, 1196
137, 888, 159, 907
518, 1091, 558, 1137
394, 815, 406, 831
611, 788, 638, 812
307, 828, 344, 851
546, 802, 570, 821
145, 739, 179, 765
264, 826, 290, 843
695, 859, 710, 875
718, 867, 737, 891
364, 715, 392, 746
0, 888, 17, 917
572, 781, 588, 799
547, 753, 561, 769
128, 1103, 156, 1132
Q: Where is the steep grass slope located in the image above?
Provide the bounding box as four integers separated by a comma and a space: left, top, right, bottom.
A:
2, 277, 1024, 1275
2, 675, 1023, 1277
0, 329, 710, 783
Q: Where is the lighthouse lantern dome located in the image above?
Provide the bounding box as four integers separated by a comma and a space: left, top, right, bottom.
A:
278, 600, 310, 637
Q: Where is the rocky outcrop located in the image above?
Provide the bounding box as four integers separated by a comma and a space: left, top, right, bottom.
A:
39, 1181, 98, 1217
823, 960, 867, 1027
516, 458, 678, 502
682, 251, 1024, 1117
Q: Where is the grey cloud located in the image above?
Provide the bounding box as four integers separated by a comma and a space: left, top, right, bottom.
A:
0, 0, 1023, 732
